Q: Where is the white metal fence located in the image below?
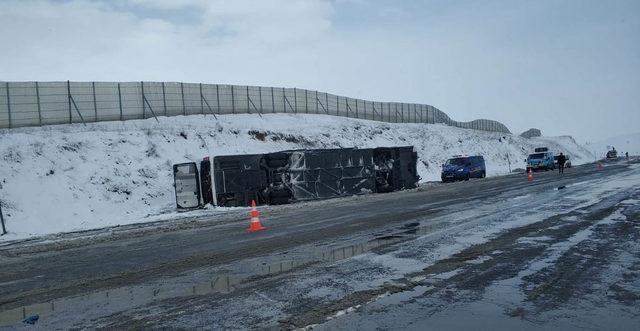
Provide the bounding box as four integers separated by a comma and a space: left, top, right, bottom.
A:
0, 81, 510, 133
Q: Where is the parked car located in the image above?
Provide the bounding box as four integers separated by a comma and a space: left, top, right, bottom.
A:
527, 152, 555, 171
606, 148, 618, 159
554, 154, 572, 168
441, 155, 486, 182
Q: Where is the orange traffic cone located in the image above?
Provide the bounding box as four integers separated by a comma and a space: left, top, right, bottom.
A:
527, 168, 534, 182
247, 199, 266, 232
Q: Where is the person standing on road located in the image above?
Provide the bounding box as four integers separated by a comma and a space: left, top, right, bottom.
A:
557, 152, 567, 174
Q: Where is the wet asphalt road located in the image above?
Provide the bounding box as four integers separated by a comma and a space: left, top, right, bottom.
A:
0, 159, 638, 328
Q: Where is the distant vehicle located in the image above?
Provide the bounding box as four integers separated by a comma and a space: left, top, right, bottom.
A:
553, 154, 571, 168
534, 147, 549, 153
606, 147, 618, 159
527, 152, 555, 171
441, 155, 486, 182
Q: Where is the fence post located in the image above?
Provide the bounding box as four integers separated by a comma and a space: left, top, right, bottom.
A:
180, 82, 186, 115
315, 91, 319, 114
259, 86, 263, 114
410, 104, 413, 122
4, 82, 10, 128
216, 84, 221, 115
282, 87, 286, 113
425, 105, 428, 123
425, 105, 429, 123
246, 85, 250, 114
364, 101, 368, 120
92, 82, 97, 122
394, 103, 398, 123
67, 80, 72, 123
387, 103, 390, 122
162, 82, 167, 116
406, 104, 409, 123
384, 102, 387, 121
200, 83, 204, 114
410, 104, 414, 123
118, 83, 123, 121
231, 85, 235, 114
383, 103, 386, 122
270, 87, 275, 113
336, 95, 339, 116
305, 89, 308, 113
325, 93, 329, 116
293, 88, 297, 113
141, 81, 145, 119
355, 99, 359, 118
35, 81, 42, 125
432, 106, 436, 124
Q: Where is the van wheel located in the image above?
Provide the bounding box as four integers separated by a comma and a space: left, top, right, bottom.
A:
465, 173, 470, 181
481, 171, 486, 178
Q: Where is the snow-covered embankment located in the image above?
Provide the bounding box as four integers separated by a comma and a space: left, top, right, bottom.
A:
0, 114, 593, 240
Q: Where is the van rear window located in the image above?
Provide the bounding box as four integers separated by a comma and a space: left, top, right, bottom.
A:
529, 153, 545, 159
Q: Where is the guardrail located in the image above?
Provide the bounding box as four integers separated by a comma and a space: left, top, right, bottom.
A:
0, 81, 510, 133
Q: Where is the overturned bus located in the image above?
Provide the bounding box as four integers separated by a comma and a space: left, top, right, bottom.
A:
173, 146, 419, 208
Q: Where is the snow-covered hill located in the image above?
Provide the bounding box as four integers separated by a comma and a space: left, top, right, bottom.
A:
0, 114, 593, 240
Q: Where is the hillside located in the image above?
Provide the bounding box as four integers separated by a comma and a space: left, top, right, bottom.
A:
0, 114, 593, 240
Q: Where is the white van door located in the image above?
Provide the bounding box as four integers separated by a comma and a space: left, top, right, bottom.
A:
173, 162, 201, 209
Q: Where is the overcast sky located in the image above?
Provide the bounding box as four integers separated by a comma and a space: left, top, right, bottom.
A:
1, 0, 638, 142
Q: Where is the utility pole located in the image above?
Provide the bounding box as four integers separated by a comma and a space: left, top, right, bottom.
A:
0, 202, 6, 235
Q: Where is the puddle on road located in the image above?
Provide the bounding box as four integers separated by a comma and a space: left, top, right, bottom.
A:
0, 226, 432, 327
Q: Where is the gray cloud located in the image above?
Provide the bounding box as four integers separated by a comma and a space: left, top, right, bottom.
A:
0, 0, 638, 142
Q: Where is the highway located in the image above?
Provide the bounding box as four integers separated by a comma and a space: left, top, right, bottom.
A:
0, 159, 638, 329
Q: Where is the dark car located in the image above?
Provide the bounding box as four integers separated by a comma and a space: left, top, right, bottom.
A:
441, 155, 486, 182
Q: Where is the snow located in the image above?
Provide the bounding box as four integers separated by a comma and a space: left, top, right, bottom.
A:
584, 132, 640, 158
0, 114, 593, 240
